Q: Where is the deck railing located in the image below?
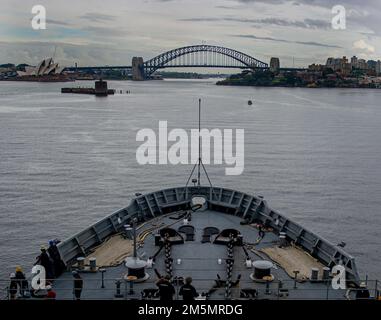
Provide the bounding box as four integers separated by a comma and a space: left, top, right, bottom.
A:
1, 278, 379, 301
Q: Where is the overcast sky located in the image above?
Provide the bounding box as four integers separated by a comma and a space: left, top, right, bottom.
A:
1, 0, 380, 67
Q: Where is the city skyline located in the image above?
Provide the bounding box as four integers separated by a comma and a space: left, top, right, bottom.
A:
1, 0, 381, 67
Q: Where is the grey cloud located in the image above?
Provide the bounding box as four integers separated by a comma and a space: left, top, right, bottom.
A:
252, 17, 330, 29
226, 0, 381, 36
81, 26, 128, 38
79, 12, 117, 22
234, 0, 373, 6
179, 17, 330, 29
215, 5, 241, 10
179, 17, 221, 22
233, 0, 285, 3
297, 40, 341, 48
349, 10, 381, 37
0, 41, 135, 66
46, 19, 71, 26
293, 0, 377, 8
233, 34, 342, 48
303, 18, 330, 29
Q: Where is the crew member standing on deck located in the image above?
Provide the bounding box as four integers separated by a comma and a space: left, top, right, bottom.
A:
9, 273, 18, 300
179, 277, 198, 301
35, 246, 54, 281
48, 239, 65, 277
72, 271, 83, 300
15, 266, 28, 297
156, 275, 175, 301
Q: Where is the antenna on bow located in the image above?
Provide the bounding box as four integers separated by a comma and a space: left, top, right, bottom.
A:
182, 99, 214, 198
197, 98, 201, 187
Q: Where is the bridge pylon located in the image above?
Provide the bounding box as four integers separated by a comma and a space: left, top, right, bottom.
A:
132, 57, 145, 81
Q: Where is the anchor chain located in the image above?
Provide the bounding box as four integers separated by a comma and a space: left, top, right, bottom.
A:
164, 234, 173, 278
225, 234, 235, 298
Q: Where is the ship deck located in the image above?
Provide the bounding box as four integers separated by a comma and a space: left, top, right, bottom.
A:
50, 209, 354, 300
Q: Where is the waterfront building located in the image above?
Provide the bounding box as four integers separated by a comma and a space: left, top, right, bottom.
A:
367, 60, 377, 73
351, 56, 358, 69
325, 56, 351, 75
0, 68, 17, 80
357, 59, 368, 71
376, 60, 381, 75
326, 57, 334, 68
308, 64, 325, 72
326, 56, 348, 72
0, 67, 12, 74
297, 71, 322, 83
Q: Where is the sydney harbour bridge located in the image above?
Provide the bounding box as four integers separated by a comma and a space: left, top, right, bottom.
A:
63, 44, 272, 80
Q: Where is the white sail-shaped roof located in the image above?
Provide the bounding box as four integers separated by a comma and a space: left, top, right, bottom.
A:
45, 63, 59, 75
37, 58, 53, 75
18, 58, 61, 77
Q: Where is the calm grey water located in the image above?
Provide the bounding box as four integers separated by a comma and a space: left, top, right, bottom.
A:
0, 79, 380, 281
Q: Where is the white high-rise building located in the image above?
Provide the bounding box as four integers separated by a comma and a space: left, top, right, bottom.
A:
357, 59, 368, 70
376, 60, 381, 75
351, 56, 358, 69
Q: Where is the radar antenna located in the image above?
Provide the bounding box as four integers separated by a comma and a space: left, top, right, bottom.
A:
182, 99, 214, 198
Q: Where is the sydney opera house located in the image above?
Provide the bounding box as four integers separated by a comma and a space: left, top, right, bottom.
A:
14, 58, 71, 81
17, 58, 62, 77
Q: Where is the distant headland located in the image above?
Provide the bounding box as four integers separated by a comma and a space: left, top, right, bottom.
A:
217, 56, 381, 89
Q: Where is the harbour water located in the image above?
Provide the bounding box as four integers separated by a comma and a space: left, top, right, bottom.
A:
0, 79, 380, 281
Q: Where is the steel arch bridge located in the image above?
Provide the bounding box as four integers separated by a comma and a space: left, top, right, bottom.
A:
143, 44, 268, 77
